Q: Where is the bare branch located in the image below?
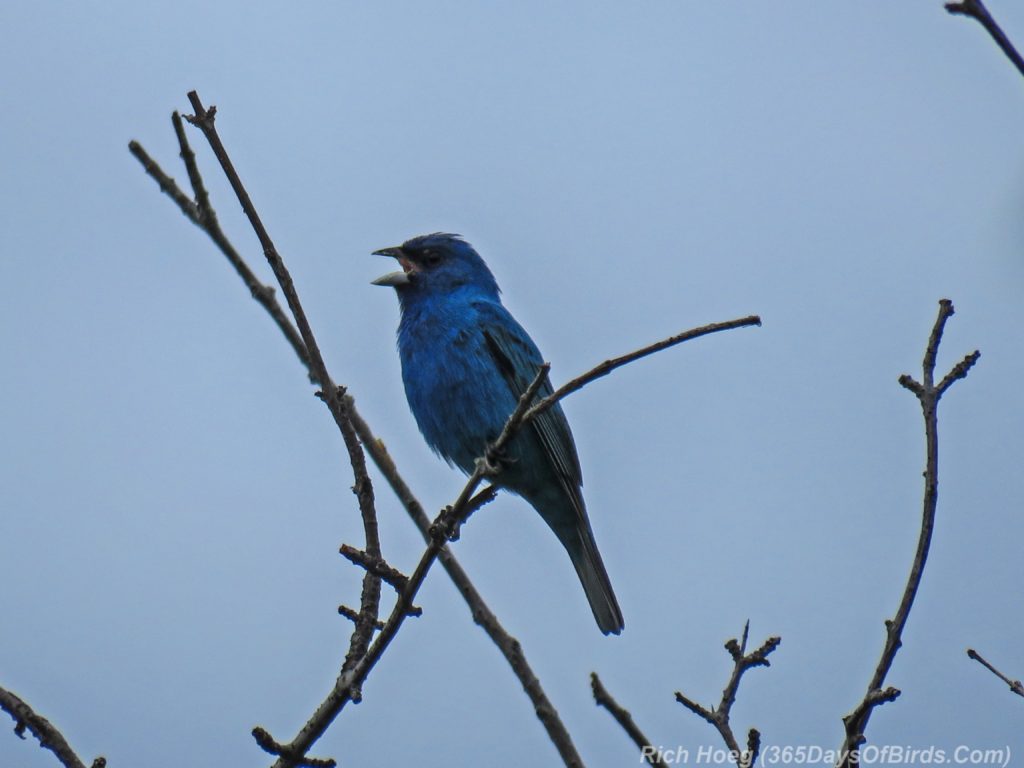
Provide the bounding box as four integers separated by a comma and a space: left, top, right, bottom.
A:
342, 408, 584, 766
946, 0, 1024, 78
338, 604, 385, 630
967, 648, 1024, 698
266, 309, 754, 766
252, 727, 336, 768
524, 316, 761, 425
130, 121, 587, 768
257, 365, 554, 765
177, 90, 385, 768
131, 93, 762, 768
591, 673, 666, 766
443, 484, 499, 542
675, 622, 779, 768
339, 544, 411, 593
128, 138, 198, 220
838, 299, 979, 766
0, 685, 104, 768
130, 119, 310, 372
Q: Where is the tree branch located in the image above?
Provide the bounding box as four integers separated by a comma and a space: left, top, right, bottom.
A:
591, 673, 666, 766
261, 362, 555, 766
0, 685, 104, 768
946, 0, 1024, 78
343, 406, 585, 767
130, 91, 762, 768
130, 116, 588, 768
129, 118, 310, 372
966, 648, 1024, 698
838, 299, 980, 766
524, 317, 761, 425
674, 622, 779, 768
179, 91, 386, 768
260, 310, 757, 768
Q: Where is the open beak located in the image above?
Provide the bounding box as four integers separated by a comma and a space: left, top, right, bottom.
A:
371, 246, 412, 287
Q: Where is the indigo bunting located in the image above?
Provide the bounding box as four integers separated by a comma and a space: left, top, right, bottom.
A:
373, 233, 624, 634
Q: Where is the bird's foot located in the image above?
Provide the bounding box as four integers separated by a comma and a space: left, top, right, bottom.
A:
446, 506, 465, 542
429, 508, 456, 543
478, 445, 516, 477
475, 455, 501, 477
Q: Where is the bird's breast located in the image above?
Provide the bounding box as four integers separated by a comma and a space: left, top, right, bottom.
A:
397, 308, 518, 473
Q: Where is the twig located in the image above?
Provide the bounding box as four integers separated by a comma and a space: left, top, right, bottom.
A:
838, 299, 979, 767
339, 544, 411, 592
338, 604, 386, 630
179, 91, 573, 768
129, 120, 310, 372
674, 622, 779, 768
182, 91, 383, 768
264, 364, 553, 766
264, 311, 752, 767
966, 648, 1024, 697
946, 0, 1024, 78
591, 673, 666, 766
0, 685, 105, 768
435, 363, 551, 541
524, 317, 761, 425
130, 121, 587, 768
444, 485, 499, 542
343, 408, 584, 766
131, 92, 762, 767
252, 727, 336, 768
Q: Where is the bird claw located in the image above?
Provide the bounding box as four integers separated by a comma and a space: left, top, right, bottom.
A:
447, 513, 464, 542
430, 505, 464, 543
476, 454, 503, 477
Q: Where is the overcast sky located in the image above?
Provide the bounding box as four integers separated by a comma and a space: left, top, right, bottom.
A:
2, 2, 1022, 767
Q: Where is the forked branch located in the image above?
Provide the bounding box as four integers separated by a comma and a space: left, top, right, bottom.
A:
130, 90, 761, 768
675, 622, 780, 768
838, 299, 979, 766
0, 686, 105, 768
130, 101, 586, 768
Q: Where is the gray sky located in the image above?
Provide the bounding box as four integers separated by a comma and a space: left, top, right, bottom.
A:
2, 2, 1022, 766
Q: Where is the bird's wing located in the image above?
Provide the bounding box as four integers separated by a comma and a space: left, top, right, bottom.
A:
473, 300, 584, 488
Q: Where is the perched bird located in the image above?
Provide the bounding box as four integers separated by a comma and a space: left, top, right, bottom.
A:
372, 233, 624, 634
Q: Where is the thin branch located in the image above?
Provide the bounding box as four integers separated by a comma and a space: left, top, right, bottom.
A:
182, 91, 384, 768
130, 124, 587, 768
444, 484, 499, 541
591, 673, 666, 766
263, 309, 753, 767
178, 91, 579, 768
343, 407, 584, 765
838, 299, 979, 767
131, 93, 762, 768
0, 685, 104, 768
338, 604, 385, 630
435, 363, 551, 541
525, 316, 761, 425
675, 622, 779, 768
946, 0, 1024, 78
339, 544, 411, 592
252, 727, 336, 768
182, 93, 330, 403
967, 648, 1024, 697
129, 121, 310, 372
264, 364, 553, 767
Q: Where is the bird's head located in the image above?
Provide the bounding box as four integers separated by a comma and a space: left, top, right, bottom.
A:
372, 233, 500, 300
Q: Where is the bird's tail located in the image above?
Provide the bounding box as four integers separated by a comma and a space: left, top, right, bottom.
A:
568, 522, 624, 635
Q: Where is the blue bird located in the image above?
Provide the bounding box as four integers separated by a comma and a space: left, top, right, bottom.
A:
372, 233, 624, 634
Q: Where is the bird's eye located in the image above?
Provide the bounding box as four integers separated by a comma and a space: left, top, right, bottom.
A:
422, 250, 443, 267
